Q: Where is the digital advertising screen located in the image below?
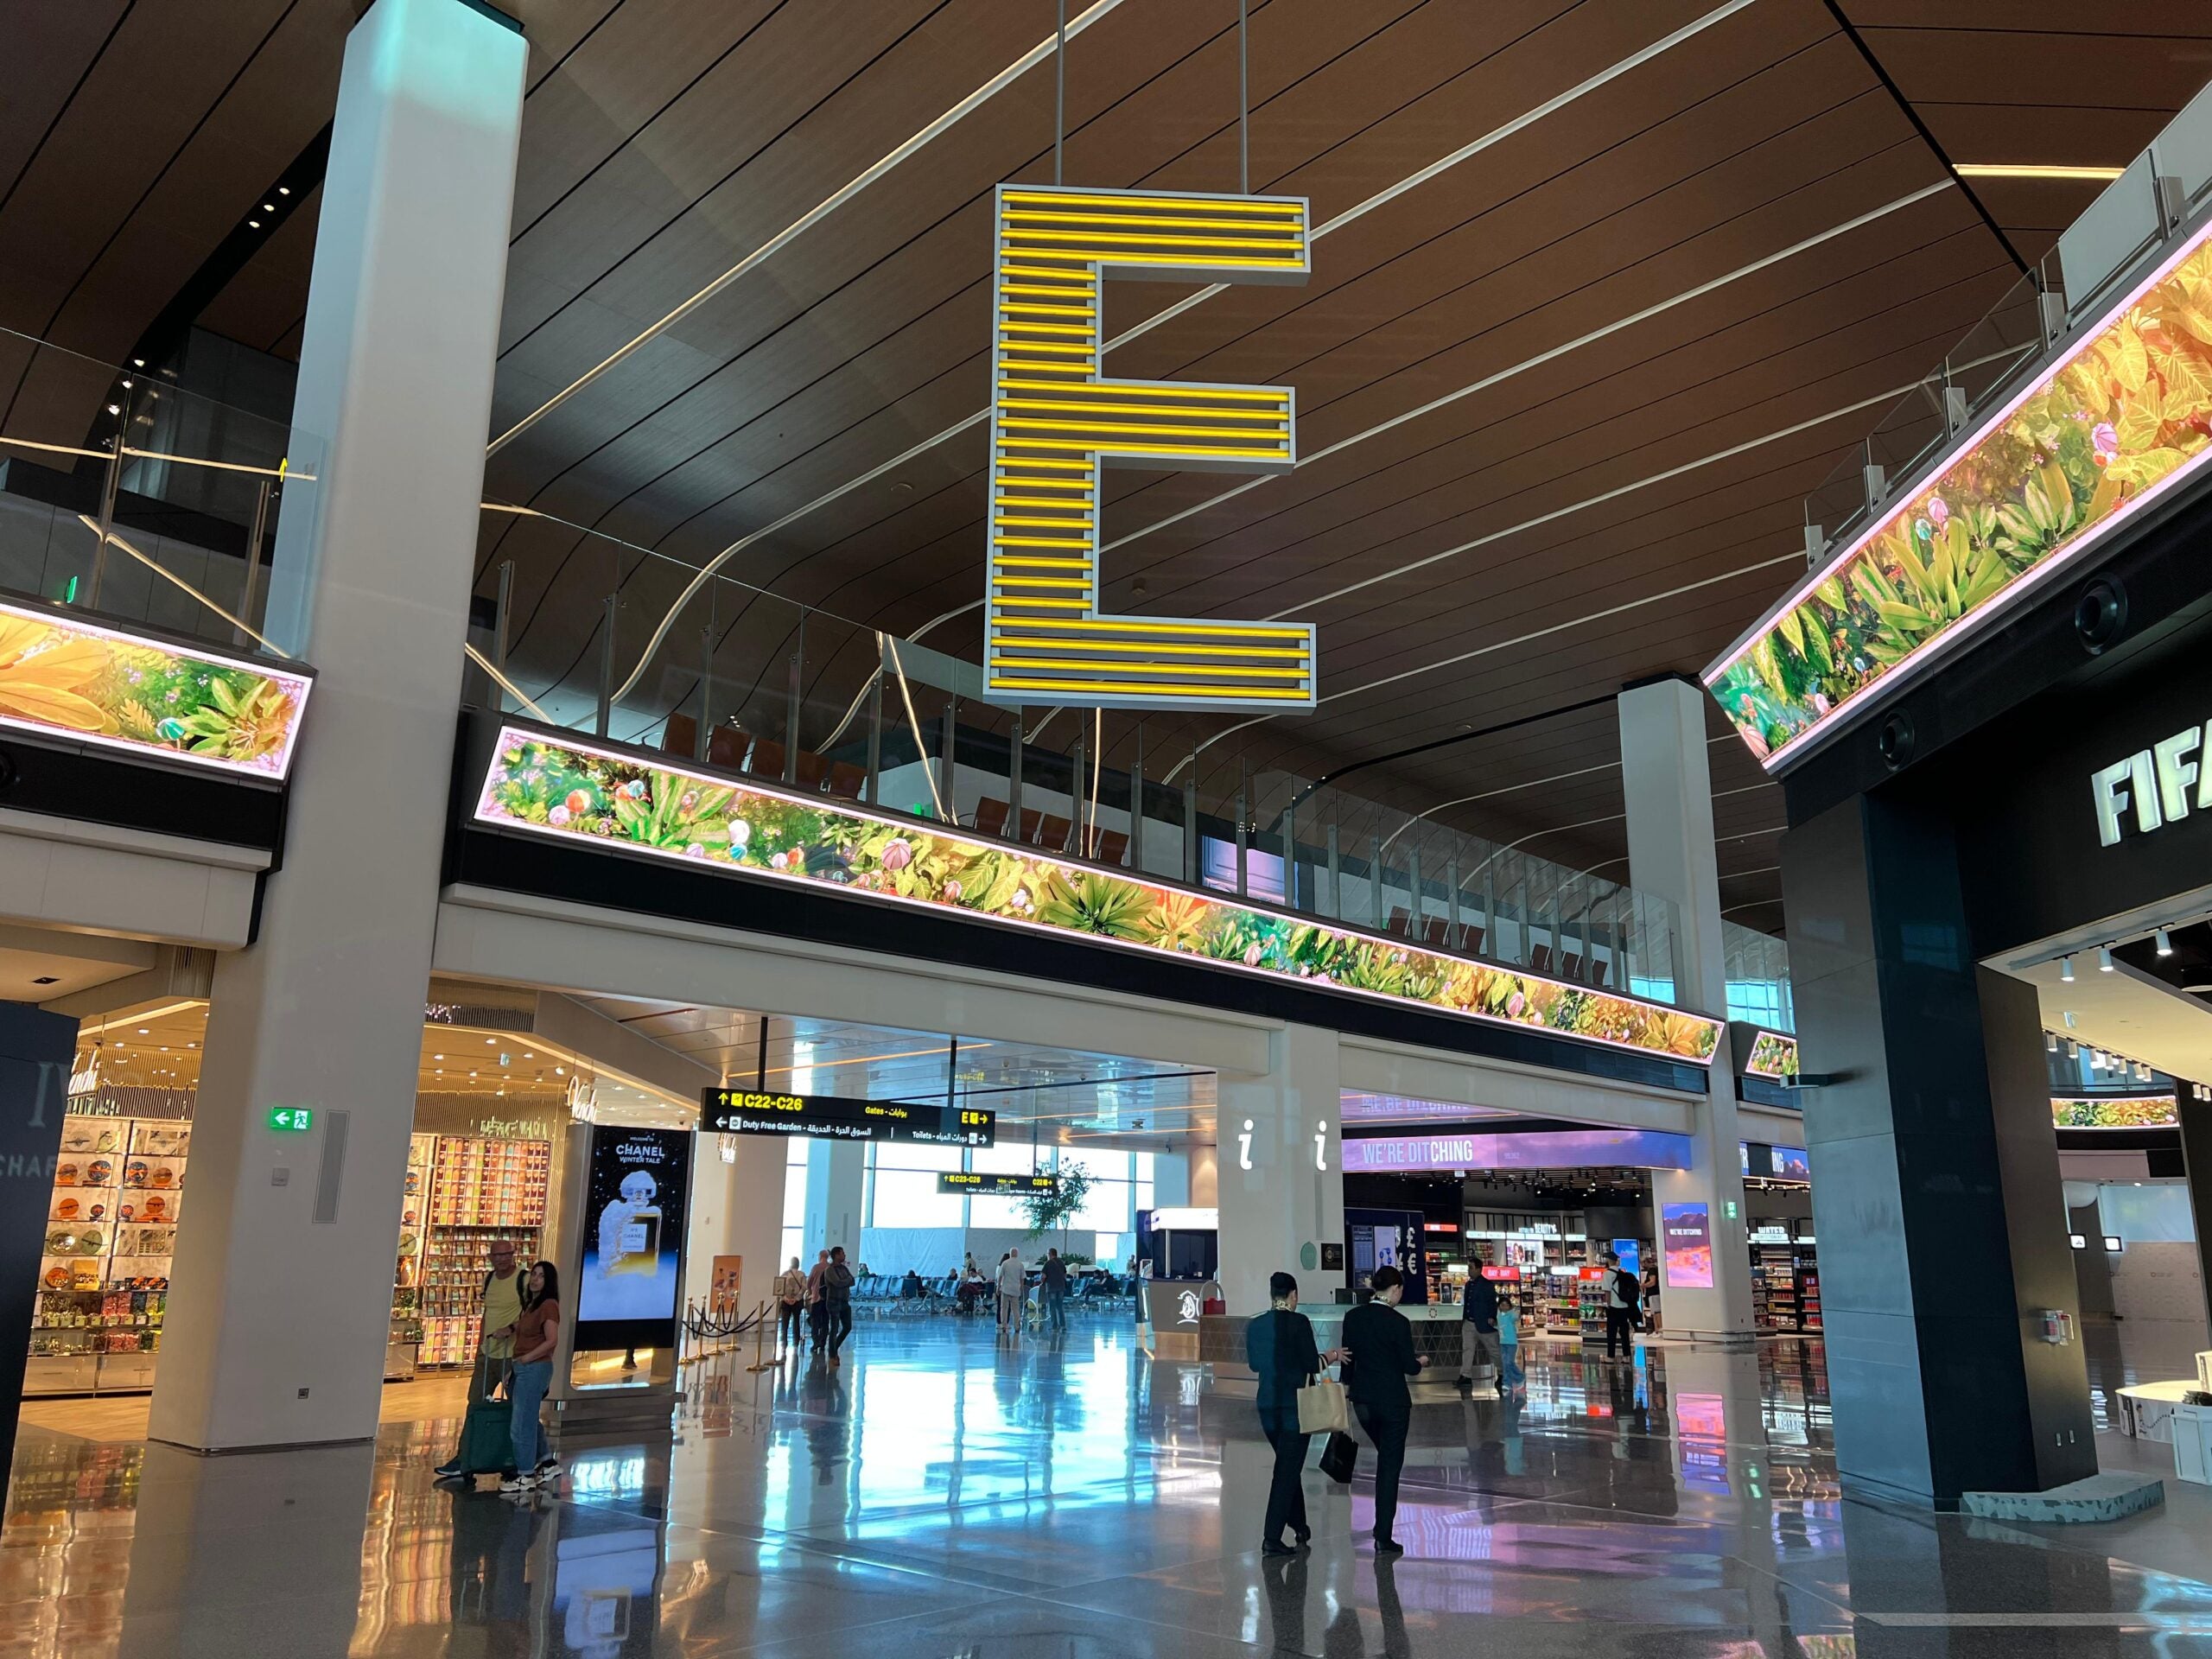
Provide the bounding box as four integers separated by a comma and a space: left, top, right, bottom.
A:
575, 1125, 693, 1351
1661, 1202, 1714, 1289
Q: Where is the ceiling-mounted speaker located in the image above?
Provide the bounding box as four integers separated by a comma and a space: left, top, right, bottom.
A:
1877, 710, 1916, 772
2075, 575, 2127, 654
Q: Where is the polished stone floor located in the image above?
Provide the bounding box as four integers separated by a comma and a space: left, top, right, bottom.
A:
4, 1313, 2212, 1656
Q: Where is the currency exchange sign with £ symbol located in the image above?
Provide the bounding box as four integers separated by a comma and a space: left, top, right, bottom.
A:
983, 184, 1317, 712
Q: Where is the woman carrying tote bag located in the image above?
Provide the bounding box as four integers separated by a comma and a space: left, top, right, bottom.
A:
1245, 1271, 1345, 1556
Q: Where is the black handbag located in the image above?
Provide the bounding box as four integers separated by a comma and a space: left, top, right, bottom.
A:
1319, 1427, 1359, 1484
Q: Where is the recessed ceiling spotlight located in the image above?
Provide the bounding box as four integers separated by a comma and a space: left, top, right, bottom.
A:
277, 185, 290, 195
2157, 928, 2174, 956
261, 202, 274, 213
247, 219, 261, 229
2100, 946, 2116, 973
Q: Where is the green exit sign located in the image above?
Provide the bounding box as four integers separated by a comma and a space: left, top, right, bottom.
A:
269, 1107, 315, 1132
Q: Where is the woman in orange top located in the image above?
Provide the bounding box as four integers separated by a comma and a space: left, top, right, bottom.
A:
501, 1261, 562, 1493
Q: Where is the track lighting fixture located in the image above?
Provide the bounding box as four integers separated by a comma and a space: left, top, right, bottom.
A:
2045, 1033, 2058, 1052
2060, 956, 2075, 982
2157, 928, 2174, 956
2099, 945, 2115, 973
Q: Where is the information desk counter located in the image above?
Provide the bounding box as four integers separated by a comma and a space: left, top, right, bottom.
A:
1197, 1301, 1465, 1373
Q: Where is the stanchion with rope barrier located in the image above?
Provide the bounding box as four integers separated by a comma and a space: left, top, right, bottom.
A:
677, 1296, 772, 1367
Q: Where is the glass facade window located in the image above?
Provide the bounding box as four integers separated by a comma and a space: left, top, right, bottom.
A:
871, 1168, 964, 1229
969, 1194, 1033, 1230
874, 1141, 964, 1173
971, 1142, 1049, 1175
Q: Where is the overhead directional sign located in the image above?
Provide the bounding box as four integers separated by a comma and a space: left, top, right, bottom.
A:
983, 183, 1318, 712
702, 1089, 995, 1147
938, 1172, 1058, 1196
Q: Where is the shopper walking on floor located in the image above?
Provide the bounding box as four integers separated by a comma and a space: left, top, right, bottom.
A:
1247, 1270, 1343, 1555
997, 1247, 1025, 1332
1456, 1269, 1503, 1395
774, 1256, 808, 1356
435, 1237, 525, 1481
805, 1248, 830, 1352
821, 1245, 856, 1363
500, 1261, 562, 1493
1342, 1264, 1422, 1554
1041, 1247, 1069, 1333
1603, 1251, 1640, 1360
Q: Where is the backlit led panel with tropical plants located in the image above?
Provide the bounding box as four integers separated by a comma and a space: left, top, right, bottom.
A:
0, 597, 311, 779
1743, 1029, 1799, 1081
474, 725, 1719, 1068
1708, 219, 2212, 771
2051, 1095, 2177, 1129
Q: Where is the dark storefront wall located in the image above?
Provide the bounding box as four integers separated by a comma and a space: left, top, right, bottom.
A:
1777, 475, 2212, 1507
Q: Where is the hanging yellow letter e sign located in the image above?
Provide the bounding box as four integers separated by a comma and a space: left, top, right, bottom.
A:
984, 183, 1317, 713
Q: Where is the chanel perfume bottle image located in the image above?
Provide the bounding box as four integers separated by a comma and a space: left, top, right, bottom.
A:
597, 1170, 661, 1277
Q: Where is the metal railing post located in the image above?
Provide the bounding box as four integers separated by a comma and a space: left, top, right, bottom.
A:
87, 386, 132, 607
237, 478, 272, 648
1183, 778, 1199, 886
1235, 760, 1249, 899
783, 610, 805, 785
595, 594, 617, 737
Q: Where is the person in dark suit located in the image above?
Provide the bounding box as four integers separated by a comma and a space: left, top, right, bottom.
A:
1245, 1271, 1343, 1556
1342, 1263, 1422, 1554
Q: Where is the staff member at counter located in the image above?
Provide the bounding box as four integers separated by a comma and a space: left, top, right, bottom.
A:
1342, 1264, 1421, 1555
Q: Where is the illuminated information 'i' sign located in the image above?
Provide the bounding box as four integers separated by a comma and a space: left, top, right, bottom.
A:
985, 183, 1317, 711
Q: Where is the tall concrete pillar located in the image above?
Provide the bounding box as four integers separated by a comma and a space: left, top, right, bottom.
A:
1217, 1024, 1344, 1314
1618, 674, 1754, 1342
803, 1140, 866, 1259
686, 1136, 787, 1322
148, 0, 525, 1451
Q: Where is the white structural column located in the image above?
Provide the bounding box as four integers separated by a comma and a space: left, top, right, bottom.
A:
148, 0, 525, 1451
1217, 1024, 1344, 1315
803, 1141, 866, 1259
1618, 674, 1755, 1342
686, 1138, 787, 1322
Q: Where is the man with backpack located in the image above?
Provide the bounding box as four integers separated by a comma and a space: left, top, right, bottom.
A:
1603, 1250, 1641, 1361
820, 1245, 856, 1363
435, 1238, 529, 1482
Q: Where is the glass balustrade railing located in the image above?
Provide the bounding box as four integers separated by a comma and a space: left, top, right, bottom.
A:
0, 329, 320, 777
475, 504, 1700, 1010
1722, 918, 1793, 1033
0, 327, 320, 657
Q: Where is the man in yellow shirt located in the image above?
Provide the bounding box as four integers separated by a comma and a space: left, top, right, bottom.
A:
435, 1239, 524, 1480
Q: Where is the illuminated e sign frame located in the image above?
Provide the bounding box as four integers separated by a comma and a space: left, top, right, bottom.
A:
983, 183, 1317, 712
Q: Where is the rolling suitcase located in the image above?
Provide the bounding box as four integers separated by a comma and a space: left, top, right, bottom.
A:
456, 1357, 516, 1479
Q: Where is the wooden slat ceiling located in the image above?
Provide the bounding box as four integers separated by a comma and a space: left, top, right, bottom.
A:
9, 0, 2212, 942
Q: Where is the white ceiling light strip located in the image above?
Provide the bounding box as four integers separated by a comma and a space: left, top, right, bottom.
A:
1160, 346, 2021, 780
1101, 181, 1952, 559
487, 0, 1129, 457
607, 0, 1763, 702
